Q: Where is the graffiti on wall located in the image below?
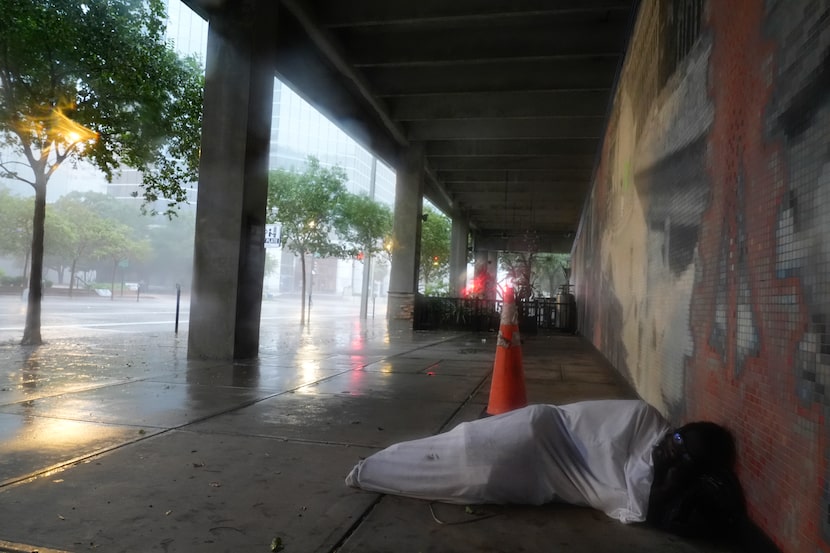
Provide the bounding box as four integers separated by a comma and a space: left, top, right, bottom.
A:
572, 1, 830, 551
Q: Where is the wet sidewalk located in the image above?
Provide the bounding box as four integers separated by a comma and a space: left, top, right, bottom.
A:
0, 317, 733, 553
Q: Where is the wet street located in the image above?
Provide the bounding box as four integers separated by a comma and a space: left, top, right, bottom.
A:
0, 292, 381, 343
0, 294, 734, 553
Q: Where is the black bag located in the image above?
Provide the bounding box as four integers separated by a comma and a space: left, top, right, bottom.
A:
655, 469, 746, 540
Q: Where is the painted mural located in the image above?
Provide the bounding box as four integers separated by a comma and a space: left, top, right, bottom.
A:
572, 1, 830, 552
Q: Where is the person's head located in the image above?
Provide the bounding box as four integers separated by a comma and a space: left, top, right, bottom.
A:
675, 421, 737, 471
652, 421, 736, 478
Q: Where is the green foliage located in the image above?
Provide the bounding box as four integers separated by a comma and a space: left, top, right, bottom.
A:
0, 187, 34, 265
419, 205, 451, 292
0, 0, 204, 342
0, 275, 26, 287
266, 156, 392, 324
267, 157, 350, 259
0, 0, 204, 215
534, 253, 570, 296
47, 191, 193, 289
500, 252, 570, 299
48, 196, 119, 293
338, 192, 393, 258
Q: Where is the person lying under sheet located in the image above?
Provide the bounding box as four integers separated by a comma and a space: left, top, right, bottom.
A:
345, 399, 745, 539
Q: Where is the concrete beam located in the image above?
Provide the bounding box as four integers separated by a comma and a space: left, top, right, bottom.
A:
366, 57, 620, 96
428, 155, 596, 172
390, 91, 610, 121
425, 138, 600, 157
407, 118, 605, 141
476, 232, 576, 254
345, 22, 629, 67
314, 0, 632, 27
273, 11, 403, 166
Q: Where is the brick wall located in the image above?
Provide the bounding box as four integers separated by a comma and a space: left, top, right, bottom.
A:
571, 1, 830, 551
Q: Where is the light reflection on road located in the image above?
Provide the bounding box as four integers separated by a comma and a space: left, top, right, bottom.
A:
0, 294, 387, 343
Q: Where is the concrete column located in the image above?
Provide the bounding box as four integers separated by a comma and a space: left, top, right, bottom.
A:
188, 1, 276, 360
449, 217, 469, 297
473, 248, 499, 301
387, 144, 424, 320
487, 250, 500, 300
360, 157, 378, 319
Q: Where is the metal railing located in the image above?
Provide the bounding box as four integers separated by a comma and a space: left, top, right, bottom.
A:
414, 296, 576, 334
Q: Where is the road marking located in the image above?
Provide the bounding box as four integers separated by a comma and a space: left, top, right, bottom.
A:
0, 320, 191, 331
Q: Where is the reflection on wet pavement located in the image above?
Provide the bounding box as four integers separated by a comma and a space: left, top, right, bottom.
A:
0, 321, 473, 487
0, 313, 650, 553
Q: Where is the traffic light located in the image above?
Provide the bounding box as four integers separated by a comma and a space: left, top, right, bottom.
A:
432, 255, 439, 266
357, 251, 364, 261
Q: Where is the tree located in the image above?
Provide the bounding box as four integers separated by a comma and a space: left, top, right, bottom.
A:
534, 253, 570, 297
267, 157, 350, 325
419, 206, 451, 294
499, 252, 571, 300
266, 156, 393, 324
98, 226, 150, 299
47, 197, 114, 295
0, 0, 204, 344
338, 193, 393, 260
0, 187, 34, 277
500, 252, 534, 301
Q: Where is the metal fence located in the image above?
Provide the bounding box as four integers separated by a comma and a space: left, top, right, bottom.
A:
414, 296, 576, 334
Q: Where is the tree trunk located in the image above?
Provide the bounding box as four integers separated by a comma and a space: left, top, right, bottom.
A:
299, 253, 307, 325
110, 260, 117, 300
21, 181, 46, 345
69, 260, 77, 298
23, 249, 30, 280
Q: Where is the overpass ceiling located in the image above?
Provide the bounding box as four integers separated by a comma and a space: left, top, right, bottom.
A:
188, 0, 638, 253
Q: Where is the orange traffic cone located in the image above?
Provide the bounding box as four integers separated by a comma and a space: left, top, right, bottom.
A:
486, 286, 527, 415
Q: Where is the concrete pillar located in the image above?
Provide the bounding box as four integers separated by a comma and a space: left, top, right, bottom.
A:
473, 247, 499, 301
487, 250, 500, 300
387, 144, 424, 320
449, 217, 469, 297
360, 157, 378, 318
188, 1, 276, 360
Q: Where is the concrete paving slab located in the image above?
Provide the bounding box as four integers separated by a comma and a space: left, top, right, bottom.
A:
0, 381, 274, 428
414, 359, 494, 378
296, 370, 485, 402
336, 495, 734, 553
0, 413, 159, 485
474, 379, 637, 406
146, 361, 347, 392
0, 338, 226, 392
0, 430, 377, 553
188, 393, 463, 447
362, 357, 442, 374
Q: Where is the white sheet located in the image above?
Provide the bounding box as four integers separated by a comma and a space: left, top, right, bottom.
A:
345, 399, 670, 523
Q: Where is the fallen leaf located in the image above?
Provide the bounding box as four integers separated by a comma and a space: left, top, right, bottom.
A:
270, 536, 284, 552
